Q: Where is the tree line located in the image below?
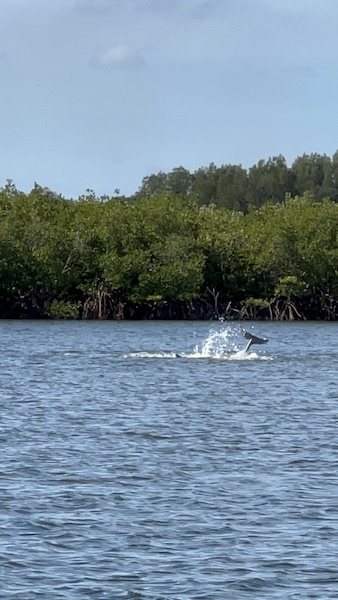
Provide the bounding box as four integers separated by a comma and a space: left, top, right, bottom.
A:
137, 152, 338, 212
1, 150, 338, 320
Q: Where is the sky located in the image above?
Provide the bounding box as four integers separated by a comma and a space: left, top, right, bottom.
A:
1, 0, 338, 198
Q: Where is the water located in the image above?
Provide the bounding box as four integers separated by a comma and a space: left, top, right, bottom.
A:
1, 320, 338, 599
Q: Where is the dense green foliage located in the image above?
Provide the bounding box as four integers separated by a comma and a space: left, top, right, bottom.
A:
137, 152, 338, 211
2, 151, 338, 320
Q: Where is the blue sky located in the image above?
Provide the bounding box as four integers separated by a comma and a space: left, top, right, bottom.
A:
1, 0, 338, 198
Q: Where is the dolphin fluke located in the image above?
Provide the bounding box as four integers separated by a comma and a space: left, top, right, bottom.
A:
241, 329, 268, 352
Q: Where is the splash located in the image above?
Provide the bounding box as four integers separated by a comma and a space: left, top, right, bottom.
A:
192, 327, 237, 358
188, 326, 263, 360
126, 326, 271, 361
128, 351, 177, 359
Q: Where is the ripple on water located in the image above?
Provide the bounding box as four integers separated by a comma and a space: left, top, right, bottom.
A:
1, 321, 338, 598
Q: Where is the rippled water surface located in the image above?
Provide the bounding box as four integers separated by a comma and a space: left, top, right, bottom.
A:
1, 320, 338, 599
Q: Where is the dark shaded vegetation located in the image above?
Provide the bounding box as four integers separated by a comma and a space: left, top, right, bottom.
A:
2, 151, 338, 320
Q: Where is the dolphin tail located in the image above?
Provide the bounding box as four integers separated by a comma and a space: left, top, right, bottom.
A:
244, 339, 253, 353
241, 329, 268, 352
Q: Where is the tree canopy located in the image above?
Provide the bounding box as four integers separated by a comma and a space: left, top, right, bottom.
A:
2, 150, 338, 320
136, 152, 338, 210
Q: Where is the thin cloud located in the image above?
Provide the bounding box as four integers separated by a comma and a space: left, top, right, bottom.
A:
282, 65, 317, 79
90, 45, 146, 68
75, 0, 121, 13
190, 0, 219, 20
77, 0, 180, 17
190, 0, 248, 20
134, 0, 179, 15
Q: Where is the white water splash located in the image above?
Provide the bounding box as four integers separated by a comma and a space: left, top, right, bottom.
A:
192, 327, 236, 358
186, 327, 266, 360
128, 351, 177, 359
126, 326, 271, 361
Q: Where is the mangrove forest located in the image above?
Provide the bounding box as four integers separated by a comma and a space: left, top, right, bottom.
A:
2, 151, 338, 320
